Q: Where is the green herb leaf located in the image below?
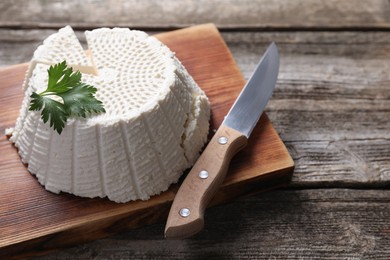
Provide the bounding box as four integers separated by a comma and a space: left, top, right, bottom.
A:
29, 61, 105, 134
30, 92, 68, 134
47, 61, 82, 94
59, 83, 106, 118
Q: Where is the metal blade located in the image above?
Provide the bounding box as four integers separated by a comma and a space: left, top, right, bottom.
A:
222, 42, 279, 137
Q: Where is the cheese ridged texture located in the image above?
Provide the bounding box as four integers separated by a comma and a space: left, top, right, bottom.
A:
10, 26, 210, 203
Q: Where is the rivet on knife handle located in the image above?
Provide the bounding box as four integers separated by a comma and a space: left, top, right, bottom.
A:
164, 124, 247, 239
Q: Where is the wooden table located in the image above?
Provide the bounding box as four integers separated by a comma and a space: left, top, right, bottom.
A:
0, 1, 389, 259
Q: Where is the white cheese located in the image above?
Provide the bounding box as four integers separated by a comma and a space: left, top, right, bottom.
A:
11, 26, 210, 203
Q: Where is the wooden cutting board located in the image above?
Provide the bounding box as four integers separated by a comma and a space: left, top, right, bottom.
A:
0, 24, 294, 259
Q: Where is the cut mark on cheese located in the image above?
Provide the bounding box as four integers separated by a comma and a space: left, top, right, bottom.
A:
23, 26, 97, 91
22, 61, 37, 91
15, 72, 37, 142
95, 124, 107, 197
24, 115, 44, 175
120, 120, 141, 199
35, 60, 98, 76
140, 113, 168, 181
169, 75, 194, 164
23, 112, 40, 163
14, 99, 36, 163
158, 100, 188, 163
71, 122, 77, 194
43, 129, 54, 192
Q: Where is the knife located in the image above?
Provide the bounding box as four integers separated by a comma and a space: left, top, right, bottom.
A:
165, 42, 279, 239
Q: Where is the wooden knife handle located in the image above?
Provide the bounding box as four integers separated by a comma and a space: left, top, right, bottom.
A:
164, 124, 247, 239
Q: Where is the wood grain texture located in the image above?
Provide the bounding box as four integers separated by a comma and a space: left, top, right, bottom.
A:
1, 0, 389, 257
0, 24, 293, 259
0, 0, 390, 29
36, 189, 390, 260
3, 29, 390, 67
227, 33, 390, 187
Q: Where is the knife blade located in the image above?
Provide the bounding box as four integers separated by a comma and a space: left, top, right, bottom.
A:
164, 42, 279, 239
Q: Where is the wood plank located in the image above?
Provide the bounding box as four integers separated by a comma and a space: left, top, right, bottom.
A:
0, 0, 390, 30
269, 59, 390, 186
35, 189, 390, 259
2, 29, 390, 67
0, 24, 293, 259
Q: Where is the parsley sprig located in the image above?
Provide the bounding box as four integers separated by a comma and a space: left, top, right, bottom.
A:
29, 61, 105, 134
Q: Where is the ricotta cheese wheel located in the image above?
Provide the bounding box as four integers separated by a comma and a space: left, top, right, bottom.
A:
10, 26, 210, 203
